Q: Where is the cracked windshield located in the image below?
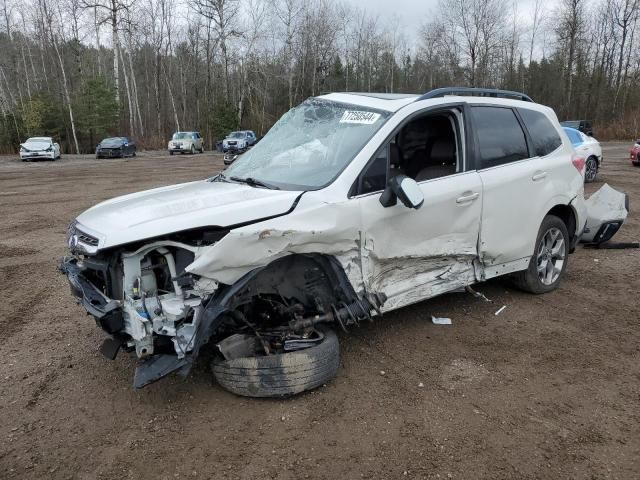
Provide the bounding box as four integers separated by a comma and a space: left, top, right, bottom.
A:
224, 99, 389, 190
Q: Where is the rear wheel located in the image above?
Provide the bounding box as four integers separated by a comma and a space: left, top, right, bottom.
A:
513, 215, 569, 294
585, 157, 598, 183
212, 327, 340, 398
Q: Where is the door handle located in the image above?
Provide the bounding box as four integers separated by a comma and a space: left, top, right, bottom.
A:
456, 192, 479, 204
532, 171, 547, 181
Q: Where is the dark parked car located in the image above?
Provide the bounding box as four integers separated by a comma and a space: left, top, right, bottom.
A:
560, 120, 593, 136
96, 137, 137, 158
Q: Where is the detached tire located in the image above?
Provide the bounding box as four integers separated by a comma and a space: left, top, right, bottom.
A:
512, 214, 569, 294
212, 327, 340, 398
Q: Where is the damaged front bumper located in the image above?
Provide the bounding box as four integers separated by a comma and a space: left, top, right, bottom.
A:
59, 254, 208, 388
60, 256, 124, 334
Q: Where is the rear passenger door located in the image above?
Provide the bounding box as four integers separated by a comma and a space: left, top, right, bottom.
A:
472, 106, 542, 276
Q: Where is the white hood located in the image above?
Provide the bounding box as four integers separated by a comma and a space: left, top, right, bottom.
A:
76, 180, 302, 249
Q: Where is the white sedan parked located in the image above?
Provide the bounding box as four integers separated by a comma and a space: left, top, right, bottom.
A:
19, 137, 61, 161
563, 127, 602, 182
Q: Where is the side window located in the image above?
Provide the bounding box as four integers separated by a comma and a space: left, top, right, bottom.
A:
357, 145, 388, 195
471, 106, 528, 168
519, 108, 562, 157
564, 128, 582, 146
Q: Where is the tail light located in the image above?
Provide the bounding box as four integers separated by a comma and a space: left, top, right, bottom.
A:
572, 154, 586, 175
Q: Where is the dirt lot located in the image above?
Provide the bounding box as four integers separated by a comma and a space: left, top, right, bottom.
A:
1, 146, 639, 479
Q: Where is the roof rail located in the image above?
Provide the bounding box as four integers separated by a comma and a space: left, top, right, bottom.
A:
417, 87, 533, 103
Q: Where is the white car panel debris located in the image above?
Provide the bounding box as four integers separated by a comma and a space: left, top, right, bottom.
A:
431, 316, 452, 325
59, 88, 602, 394
581, 183, 629, 244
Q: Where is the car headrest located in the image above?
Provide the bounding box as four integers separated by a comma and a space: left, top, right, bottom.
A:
430, 139, 456, 164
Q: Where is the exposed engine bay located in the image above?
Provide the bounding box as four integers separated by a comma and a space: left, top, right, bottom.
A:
61, 223, 385, 388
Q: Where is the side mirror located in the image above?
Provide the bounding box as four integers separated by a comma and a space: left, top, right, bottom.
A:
379, 174, 424, 209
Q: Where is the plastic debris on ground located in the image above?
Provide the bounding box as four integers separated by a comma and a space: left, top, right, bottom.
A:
466, 285, 492, 302
494, 305, 507, 316
431, 316, 452, 325
582, 183, 628, 244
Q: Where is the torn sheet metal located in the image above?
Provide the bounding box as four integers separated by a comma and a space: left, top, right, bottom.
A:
581, 184, 629, 244
186, 200, 364, 291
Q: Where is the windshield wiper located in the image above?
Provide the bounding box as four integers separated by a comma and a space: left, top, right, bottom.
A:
230, 176, 280, 190
211, 172, 230, 183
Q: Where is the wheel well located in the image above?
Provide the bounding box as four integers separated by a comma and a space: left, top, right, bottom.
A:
191, 253, 360, 359
223, 253, 358, 313
547, 204, 576, 243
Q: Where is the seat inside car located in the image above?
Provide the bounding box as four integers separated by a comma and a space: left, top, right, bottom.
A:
394, 114, 458, 181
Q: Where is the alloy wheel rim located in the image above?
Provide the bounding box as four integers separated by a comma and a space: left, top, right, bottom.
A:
536, 227, 565, 285
586, 159, 597, 181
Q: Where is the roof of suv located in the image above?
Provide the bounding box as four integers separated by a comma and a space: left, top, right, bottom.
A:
318, 88, 537, 113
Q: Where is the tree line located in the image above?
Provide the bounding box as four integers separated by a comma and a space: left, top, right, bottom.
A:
1, 0, 640, 154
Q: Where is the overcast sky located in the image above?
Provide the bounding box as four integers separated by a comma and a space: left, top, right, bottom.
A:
341, 0, 558, 44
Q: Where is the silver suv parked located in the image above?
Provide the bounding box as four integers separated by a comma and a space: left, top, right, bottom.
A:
168, 131, 204, 155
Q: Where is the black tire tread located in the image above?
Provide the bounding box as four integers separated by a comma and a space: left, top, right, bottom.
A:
212, 327, 339, 398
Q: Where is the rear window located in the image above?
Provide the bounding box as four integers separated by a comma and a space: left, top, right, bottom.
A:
471, 106, 529, 168
519, 108, 562, 156
563, 127, 583, 147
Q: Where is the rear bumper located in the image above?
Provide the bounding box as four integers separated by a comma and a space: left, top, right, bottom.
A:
580, 185, 629, 244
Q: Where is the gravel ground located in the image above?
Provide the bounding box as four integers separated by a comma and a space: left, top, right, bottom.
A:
1, 146, 639, 479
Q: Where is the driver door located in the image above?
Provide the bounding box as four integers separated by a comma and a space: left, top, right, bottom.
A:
353, 114, 483, 311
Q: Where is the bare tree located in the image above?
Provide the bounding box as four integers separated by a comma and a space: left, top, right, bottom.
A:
274, 0, 304, 108
556, 0, 585, 115
39, 0, 80, 153
81, 0, 136, 104
192, 0, 241, 98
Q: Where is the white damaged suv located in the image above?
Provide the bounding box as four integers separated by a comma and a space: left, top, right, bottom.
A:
61, 88, 592, 396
